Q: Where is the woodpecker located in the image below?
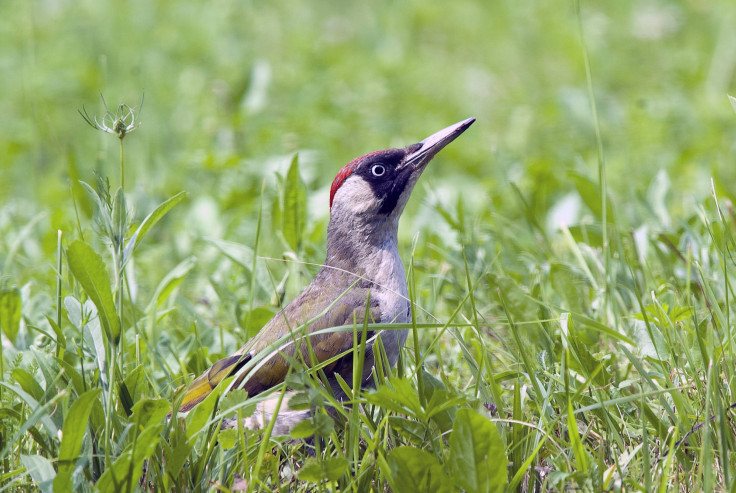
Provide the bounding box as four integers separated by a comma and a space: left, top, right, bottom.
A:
179, 118, 476, 429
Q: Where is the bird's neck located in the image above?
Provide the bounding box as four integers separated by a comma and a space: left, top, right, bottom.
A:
324, 214, 404, 285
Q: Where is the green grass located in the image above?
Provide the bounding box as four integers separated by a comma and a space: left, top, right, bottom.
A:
2, 0, 736, 491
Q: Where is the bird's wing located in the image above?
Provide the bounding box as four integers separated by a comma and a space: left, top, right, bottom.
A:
179, 281, 380, 413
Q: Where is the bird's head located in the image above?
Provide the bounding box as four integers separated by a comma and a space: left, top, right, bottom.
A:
328, 118, 476, 222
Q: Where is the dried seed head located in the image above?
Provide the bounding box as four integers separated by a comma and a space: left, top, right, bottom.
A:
79, 93, 144, 140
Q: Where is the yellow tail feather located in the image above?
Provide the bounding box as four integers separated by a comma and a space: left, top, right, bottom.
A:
179, 372, 214, 413
178, 353, 251, 413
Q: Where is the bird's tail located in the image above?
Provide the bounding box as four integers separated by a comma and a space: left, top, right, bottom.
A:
178, 353, 251, 413
177, 353, 331, 436
178, 372, 213, 413
182, 382, 311, 436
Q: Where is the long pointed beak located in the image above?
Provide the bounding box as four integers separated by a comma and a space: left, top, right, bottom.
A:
404, 117, 476, 169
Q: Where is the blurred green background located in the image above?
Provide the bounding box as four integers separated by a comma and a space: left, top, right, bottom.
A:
4, 2, 736, 488
1, 0, 735, 351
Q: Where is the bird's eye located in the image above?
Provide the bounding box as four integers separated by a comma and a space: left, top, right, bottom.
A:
371, 164, 386, 177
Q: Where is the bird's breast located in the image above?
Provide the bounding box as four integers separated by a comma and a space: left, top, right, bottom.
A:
364, 239, 410, 323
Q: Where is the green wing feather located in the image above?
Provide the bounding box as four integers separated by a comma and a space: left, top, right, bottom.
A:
179, 279, 380, 413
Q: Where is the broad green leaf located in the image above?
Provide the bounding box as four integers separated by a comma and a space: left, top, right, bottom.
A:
84, 301, 109, 382
424, 389, 466, 423
631, 318, 669, 361
30, 335, 59, 398
271, 188, 283, 245
163, 428, 194, 480
297, 456, 348, 483
67, 155, 93, 217
421, 370, 461, 432
218, 428, 239, 449
63, 295, 84, 330
289, 419, 315, 439
219, 389, 256, 418
567, 224, 603, 248
122, 190, 186, 266
387, 446, 451, 493
120, 383, 136, 418
21, 454, 55, 493
0, 283, 21, 343
206, 237, 255, 270
132, 398, 170, 429
146, 256, 196, 311
123, 365, 145, 406
66, 240, 120, 343
281, 154, 306, 252
365, 378, 423, 419
567, 337, 613, 388
65, 296, 108, 384
387, 416, 427, 445
571, 314, 634, 345
95, 424, 162, 493
205, 237, 272, 293
290, 412, 333, 439
286, 391, 313, 411
311, 412, 334, 436
449, 408, 507, 493
56, 358, 85, 395
11, 368, 44, 401
54, 389, 101, 492
550, 263, 584, 314
569, 171, 614, 223
567, 399, 588, 472
44, 315, 66, 351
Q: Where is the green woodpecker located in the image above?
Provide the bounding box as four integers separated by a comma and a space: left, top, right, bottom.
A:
179, 118, 475, 432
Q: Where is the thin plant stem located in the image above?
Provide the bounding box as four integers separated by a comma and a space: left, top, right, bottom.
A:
56, 230, 63, 359
120, 138, 124, 191
576, 0, 611, 323
117, 137, 126, 367
243, 180, 266, 349
0, 306, 3, 408
409, 253, 425, 407
70, 181, 85, 242
104, 338, 118, 470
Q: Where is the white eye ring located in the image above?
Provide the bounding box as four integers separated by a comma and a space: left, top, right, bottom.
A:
371, 164, 386, 177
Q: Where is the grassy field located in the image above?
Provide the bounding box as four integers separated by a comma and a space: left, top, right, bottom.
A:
2, 0, 736, 491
